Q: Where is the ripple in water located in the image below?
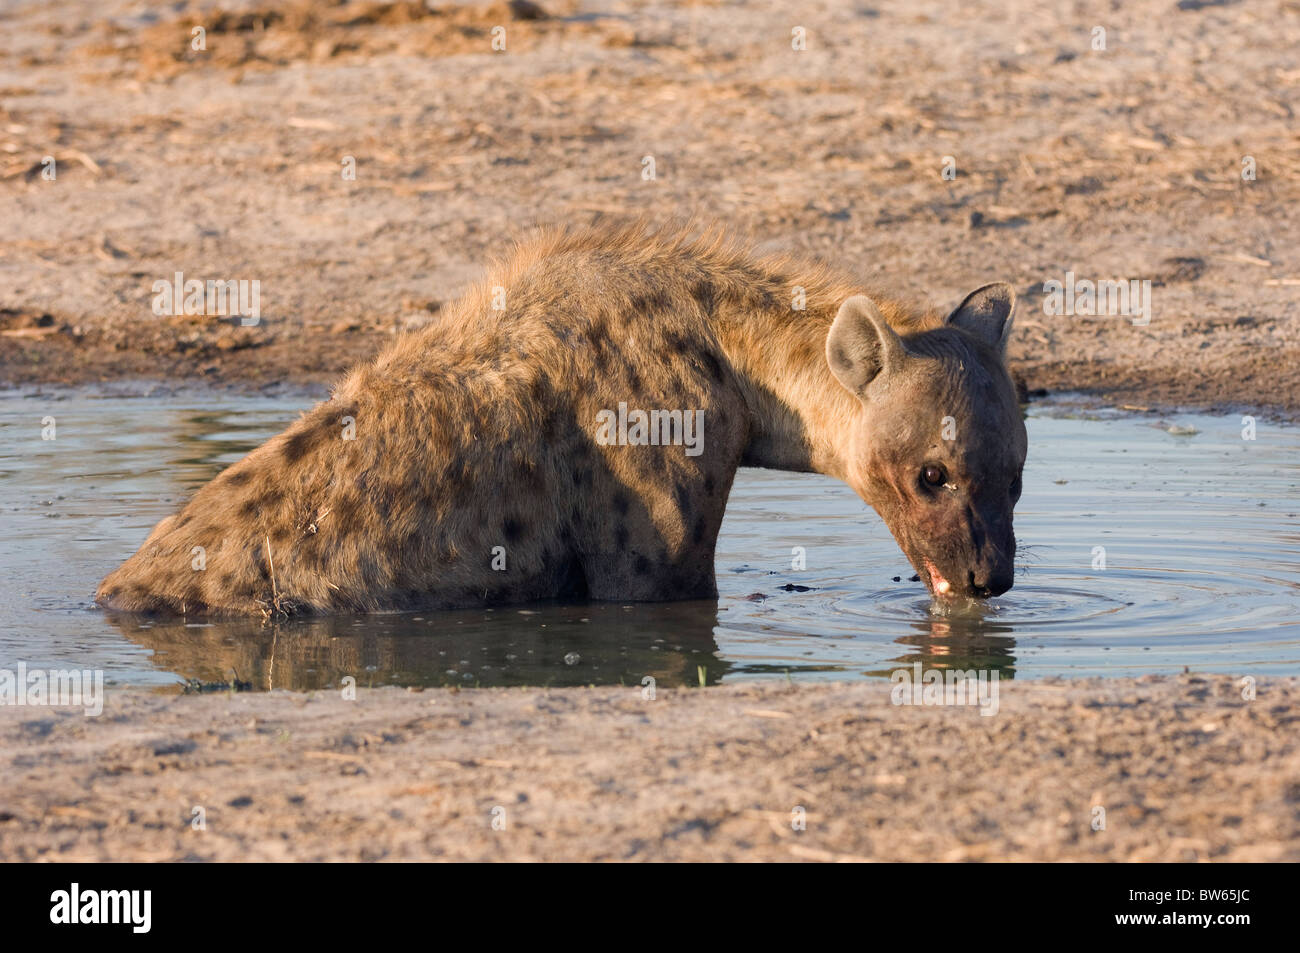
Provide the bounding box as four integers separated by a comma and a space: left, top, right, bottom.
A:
838, 584, 1129, 627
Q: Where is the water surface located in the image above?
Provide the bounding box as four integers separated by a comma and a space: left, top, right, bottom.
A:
0, 389, 1296, 689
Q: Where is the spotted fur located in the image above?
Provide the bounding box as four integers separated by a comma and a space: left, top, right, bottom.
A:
97, 220, 1023, 616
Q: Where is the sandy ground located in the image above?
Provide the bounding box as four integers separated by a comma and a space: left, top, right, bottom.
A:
1, 674, 1296, 861
1, 0, 1298, 415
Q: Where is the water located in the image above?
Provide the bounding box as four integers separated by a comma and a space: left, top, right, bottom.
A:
0, 389, 1296, 690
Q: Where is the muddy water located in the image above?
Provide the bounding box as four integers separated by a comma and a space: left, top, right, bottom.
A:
0, 389, 1296, 690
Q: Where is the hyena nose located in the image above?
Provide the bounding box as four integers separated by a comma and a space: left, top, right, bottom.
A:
968, 570, 1014, 598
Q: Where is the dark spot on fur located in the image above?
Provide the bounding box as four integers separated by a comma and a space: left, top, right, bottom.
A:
556, 555, 588, 599
237, 490, 281, 520
692, 281, 717, 316
300, 538, 326, 569
612, 491, 630, 516
615, 524, 629, 549
692, 516, 708, 545
372, 484, 400, 522
335, 503, 366, 537
699, 350, 726, 383
503, 518, 525, 542
251, 547, 270, 581
224, 470, 253, 487
442, 457, 469, 497
401, 530, 425, 557
674, 481, 693, 515
634, 554, 652, 574
704, 473, 716, 496
630, 290, 671, 315
282, 426, 321, 464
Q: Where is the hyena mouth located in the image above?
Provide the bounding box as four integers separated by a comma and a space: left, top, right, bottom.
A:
923, 558, 953, 597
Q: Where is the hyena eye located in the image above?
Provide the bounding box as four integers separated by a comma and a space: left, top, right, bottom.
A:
921, 464, 946, 488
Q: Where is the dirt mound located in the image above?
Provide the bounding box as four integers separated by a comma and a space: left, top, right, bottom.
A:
81, 0, 596, 79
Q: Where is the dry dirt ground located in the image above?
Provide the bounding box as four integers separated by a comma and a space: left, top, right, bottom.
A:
1, 674, 1296, 861
1, 0, 1298, 414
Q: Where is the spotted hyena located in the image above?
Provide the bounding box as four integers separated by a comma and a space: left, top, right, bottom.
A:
97, 222, 1026, 617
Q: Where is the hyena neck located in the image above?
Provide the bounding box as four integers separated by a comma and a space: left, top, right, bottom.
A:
712, 290, 864, 481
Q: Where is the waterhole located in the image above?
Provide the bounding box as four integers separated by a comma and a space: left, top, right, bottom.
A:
0, 389, 1296, 689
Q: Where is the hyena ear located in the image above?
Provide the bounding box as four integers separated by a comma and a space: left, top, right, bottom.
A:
826, 295, 906, 397
947, 282, 1016, 354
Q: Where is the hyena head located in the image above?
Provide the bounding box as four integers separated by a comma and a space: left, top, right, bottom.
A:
825, 284, 1026, 600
